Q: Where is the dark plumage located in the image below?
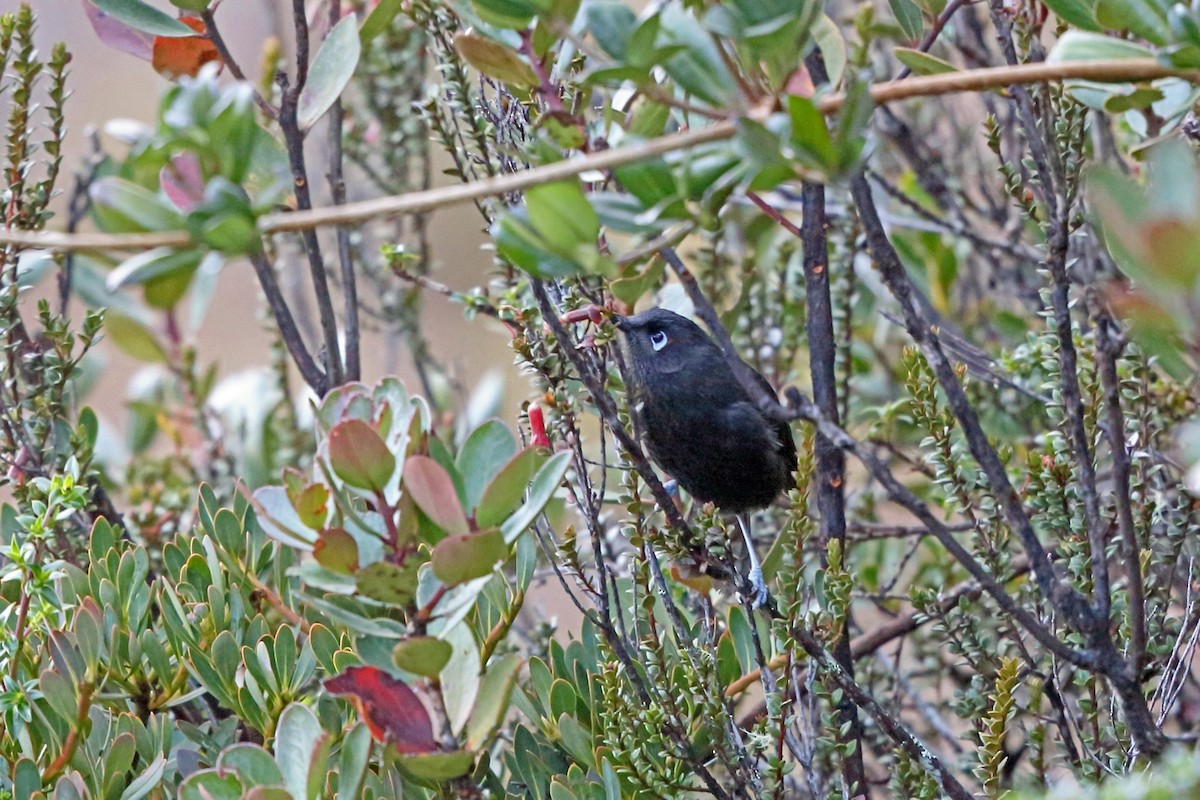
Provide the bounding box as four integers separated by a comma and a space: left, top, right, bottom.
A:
614, 307, 796, 605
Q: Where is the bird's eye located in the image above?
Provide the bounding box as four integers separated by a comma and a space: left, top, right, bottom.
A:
649, 330, 668, 352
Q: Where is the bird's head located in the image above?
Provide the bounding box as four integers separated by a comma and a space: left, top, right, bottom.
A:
612, 307, 720, 378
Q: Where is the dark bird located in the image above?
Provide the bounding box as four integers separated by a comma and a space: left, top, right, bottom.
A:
613, 307, 797, 607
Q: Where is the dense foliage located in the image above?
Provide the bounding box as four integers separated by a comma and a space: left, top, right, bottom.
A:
2, 0, 1200, 797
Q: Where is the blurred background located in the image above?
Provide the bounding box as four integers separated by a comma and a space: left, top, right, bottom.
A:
14, 0, 515, 464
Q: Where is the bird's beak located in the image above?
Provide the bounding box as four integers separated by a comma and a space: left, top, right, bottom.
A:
612, 314, 629, 331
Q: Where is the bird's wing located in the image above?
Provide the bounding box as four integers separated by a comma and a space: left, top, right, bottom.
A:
747, 369, 798, 474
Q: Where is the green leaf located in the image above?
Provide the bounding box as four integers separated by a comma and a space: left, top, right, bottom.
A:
91, 0, 196, 36
359, 0, 402, 43
587, 1, 637, 58
314, 528, 359, 574
457, 420, 517, 513
274, 704, 330, 800
439, 623, 481, 733
1095, 0, 1172, 44
812, 14, 846, 86
107, 247, 201, 293
13, 760, 39, 800
394, 636, 454, 678
893, 47, 958, 75
476, 447, 545, 528
889, 0, 925, 41
105, 312, 167, 363
356, 560, 421, 605
404, 455, 470, 536
90, 177, 184, 233
298, 14, 361, 130
659, 6, 736, 105
1048, 30, 1154, 62
396, 750, 475, 782
466, 654, 523, 750
609, 258, 665, 307
329, 420, 397, 492
1041, 0, 1102, 30
179, 770, 244, 800
472, 0, 542, 29
335, 724, 373, 800
788, 95, 836, 168
526, 180, 600, 256
833, 79, 873, 171
218, 744, 285, 787
120, 755, 168, 800
432, 529, 508, 584
493, 210, 578, 278
454, 32, 539, 88
501, 450, 570, 543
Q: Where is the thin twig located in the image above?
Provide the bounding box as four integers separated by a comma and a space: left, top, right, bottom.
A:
201, 7, 277, 118
1096, 311, 1147, 672
249, 251, 327, 394
276, 0, 343, 388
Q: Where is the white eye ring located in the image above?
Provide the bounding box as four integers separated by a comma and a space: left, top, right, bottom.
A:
650, 330, 668, 351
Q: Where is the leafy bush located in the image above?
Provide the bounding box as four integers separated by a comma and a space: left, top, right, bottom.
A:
2, 0, 1200, 797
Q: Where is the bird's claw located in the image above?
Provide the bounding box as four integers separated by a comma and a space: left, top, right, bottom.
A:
745, 565, 769, 609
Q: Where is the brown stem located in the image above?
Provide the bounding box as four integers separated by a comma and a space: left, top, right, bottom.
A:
10, 58, 1200, 253
274, 0, 343, 389
42, 681, 95, 784
249, 251, 328, 394
1096, 313, 1147, 673
201, 7, 277, 119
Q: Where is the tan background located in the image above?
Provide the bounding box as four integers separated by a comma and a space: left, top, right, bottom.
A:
15, 0, 514, 445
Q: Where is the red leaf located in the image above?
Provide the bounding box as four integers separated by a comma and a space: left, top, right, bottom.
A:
329, 419, 397, 492
84, 0, 154, 60
152, 17, 220, 79
325, 666, 439, 753
403, 456, 469, 535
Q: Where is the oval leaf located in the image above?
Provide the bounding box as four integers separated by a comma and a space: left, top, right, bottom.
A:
314, 528, 359, 574
84, 0, 154, 59
329, 419, 396, 492
393, 636, 453, 678
90, 177, 184, 233
360, 0, 403, 43
357, 560, 420, 605
456, 420, 517, 513
501, 449, 570, 543
475, 447, 544, 529
298, 13, 360, 130
107, 247, 201, 293
91, 0, 196, 37
292, 483, 330, 529
453, 32, 539, 88
404, 455, 470, 536
465, 653, 523, 750
526, 180, 599, 257
431, 529, 508, 585
893, 47, 957, 75
272, 704, 329, 800
105, 312, 168, 363
1048, 30, 1154, 62
396, 750, 474, 781
325, 666, 439, 753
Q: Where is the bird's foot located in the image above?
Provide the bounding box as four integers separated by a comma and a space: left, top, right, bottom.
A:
744, 565, 769, 610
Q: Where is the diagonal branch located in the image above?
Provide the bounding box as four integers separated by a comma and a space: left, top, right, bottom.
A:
6, 61, 1198, 253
